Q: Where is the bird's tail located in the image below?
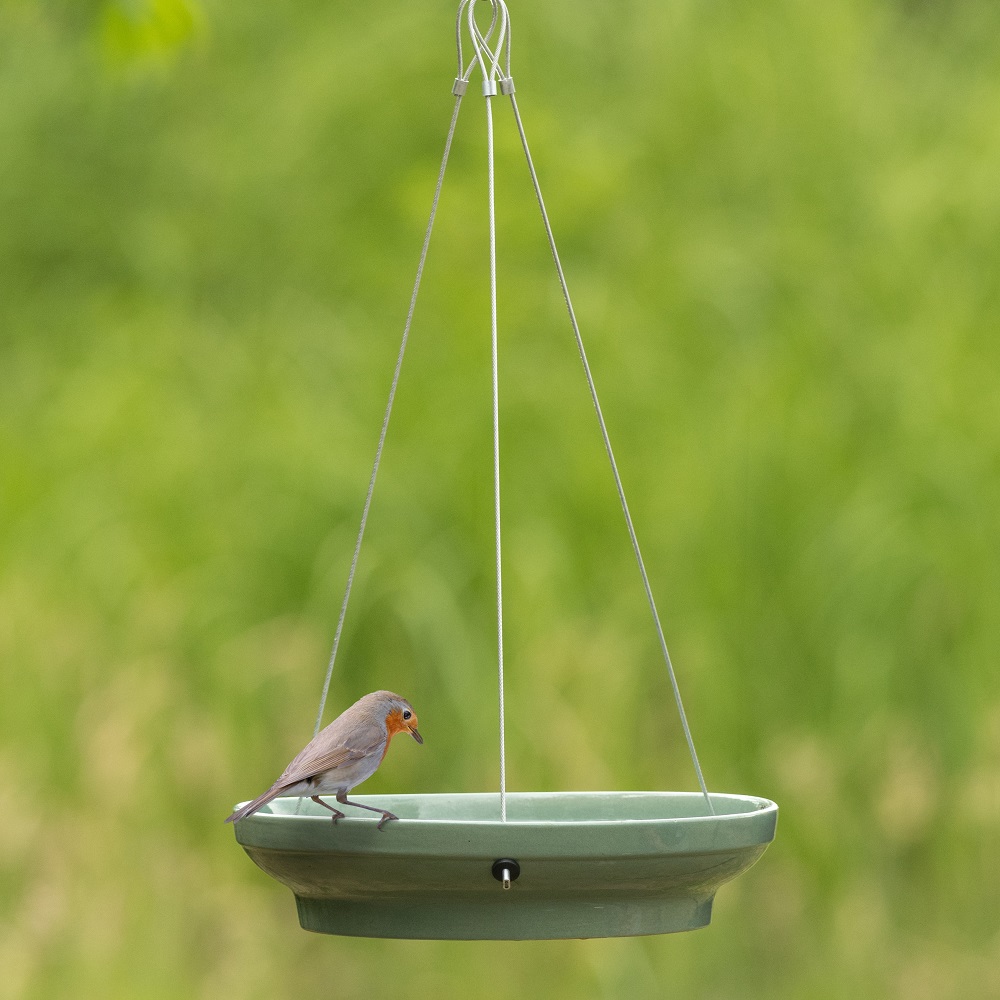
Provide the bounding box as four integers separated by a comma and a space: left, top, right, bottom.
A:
225, 783, 288, 824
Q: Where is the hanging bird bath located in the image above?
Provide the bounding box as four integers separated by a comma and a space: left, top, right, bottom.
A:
234, 792, 777, 939
230, 0, 777, 939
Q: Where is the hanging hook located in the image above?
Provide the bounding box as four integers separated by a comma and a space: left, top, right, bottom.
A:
453, 0, 514, 97
468, 0, 507, 96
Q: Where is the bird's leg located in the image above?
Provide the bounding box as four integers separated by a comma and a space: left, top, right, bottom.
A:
336, 791, 399, 830
311, 795, 346, 824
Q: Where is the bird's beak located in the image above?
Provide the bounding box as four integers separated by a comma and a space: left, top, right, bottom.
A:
410, 726, 423, 744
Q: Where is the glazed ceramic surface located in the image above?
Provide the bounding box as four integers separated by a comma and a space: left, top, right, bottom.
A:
233, 791, 778, 939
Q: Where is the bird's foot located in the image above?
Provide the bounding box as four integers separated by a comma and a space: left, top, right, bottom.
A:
376, 810, 399, 831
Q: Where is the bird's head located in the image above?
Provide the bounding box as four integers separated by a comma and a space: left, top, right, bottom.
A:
381, 693, 423, 745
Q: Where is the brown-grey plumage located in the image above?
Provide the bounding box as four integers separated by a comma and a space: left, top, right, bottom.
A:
225, 690, 422, 829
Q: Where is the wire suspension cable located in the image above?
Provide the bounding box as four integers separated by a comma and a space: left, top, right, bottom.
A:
506, 90, 715, 816
465, 0, 511, 822
313, 0, 710, 823
485, 94, 508, 823
312, 93, 466, 738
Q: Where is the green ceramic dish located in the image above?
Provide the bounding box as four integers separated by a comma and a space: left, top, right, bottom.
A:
232, 790, 777, 939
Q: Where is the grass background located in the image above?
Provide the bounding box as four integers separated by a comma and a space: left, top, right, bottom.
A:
2, 0, 999, 996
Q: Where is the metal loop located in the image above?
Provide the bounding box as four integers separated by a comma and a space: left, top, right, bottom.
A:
455, 0, 513, 91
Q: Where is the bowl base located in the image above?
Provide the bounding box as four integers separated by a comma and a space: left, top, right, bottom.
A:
296, 892, 714, 939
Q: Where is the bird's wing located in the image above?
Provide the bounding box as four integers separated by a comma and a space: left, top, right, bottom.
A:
276, 720, 386, 786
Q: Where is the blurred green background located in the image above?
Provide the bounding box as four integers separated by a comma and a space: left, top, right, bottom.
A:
2, 0, 999, 996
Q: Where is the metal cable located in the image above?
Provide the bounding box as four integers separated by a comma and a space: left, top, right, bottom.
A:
486, 94, 508, 823
465, 0, 511, 822
313, 0, 712, 822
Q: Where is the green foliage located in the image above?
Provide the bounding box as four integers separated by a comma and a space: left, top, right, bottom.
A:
101, 0, 205, 70
1, 0, 999, 997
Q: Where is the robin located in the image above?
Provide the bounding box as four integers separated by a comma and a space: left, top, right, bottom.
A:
224, 690, 423, 829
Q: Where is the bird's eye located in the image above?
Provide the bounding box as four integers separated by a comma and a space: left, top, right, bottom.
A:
402, 710, 412, 720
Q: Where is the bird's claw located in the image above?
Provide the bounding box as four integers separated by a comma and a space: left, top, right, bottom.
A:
376, 811, 399, 831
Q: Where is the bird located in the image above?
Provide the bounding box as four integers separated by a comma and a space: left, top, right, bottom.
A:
225, 690, 423, 830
